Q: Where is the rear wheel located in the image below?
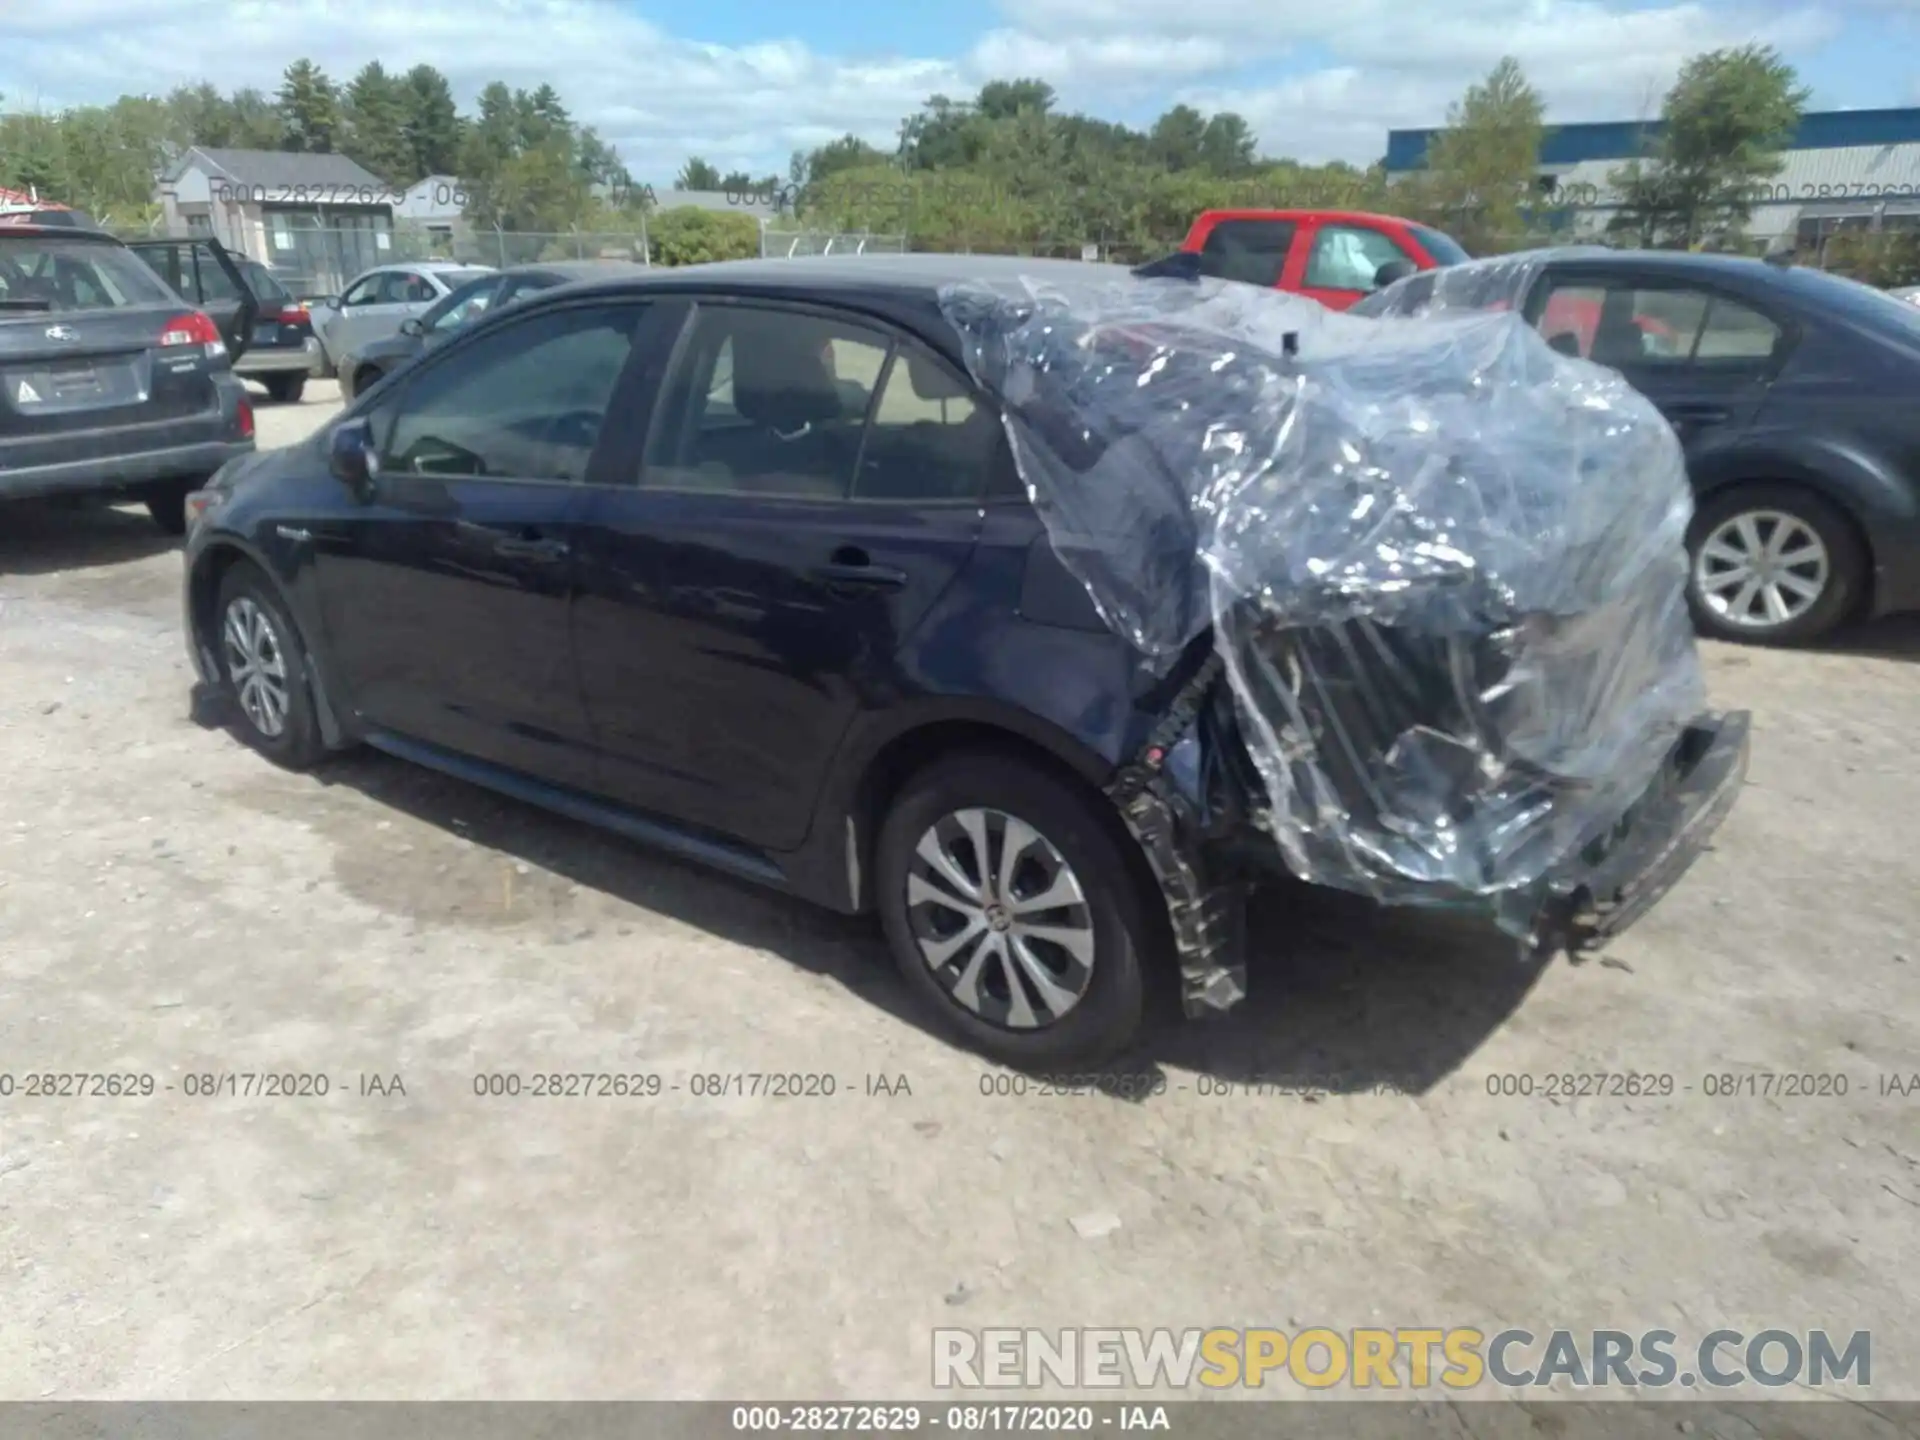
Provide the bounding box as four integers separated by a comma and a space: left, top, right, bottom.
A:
1685, 484, 1865, 645
214, 562, 326, 769
875, 752, 1152, 1070
145, 479, 191, 535
264, 372, 307, 404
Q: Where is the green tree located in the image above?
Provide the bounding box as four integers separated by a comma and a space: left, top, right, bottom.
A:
1148, 105, 1208, 171
646, 206, 762, 265
803, 133, 889, 187
401, 65, 464, 176
975, 79, 1055, 120
676, 157, 722, 190
277, 60, 340, 153
342, 62, 412, 182
1198, 113, 1258, 175
1413, 56, 1546, 255
1609, 44, 1810, 248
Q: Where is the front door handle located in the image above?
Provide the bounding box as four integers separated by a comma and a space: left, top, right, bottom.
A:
493, 535, 570, 561
811, 557, 907, 590
1664, 403, 1730, 423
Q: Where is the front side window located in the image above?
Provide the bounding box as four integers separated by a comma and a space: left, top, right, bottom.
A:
377, 302, 645, 483
1195, 219, 1295, 288
640, 304, 888, 499
1536, 279, 1780, 367
427, 276, 504, 333
340, 274, 384, 307
1304, 225, 1414, 292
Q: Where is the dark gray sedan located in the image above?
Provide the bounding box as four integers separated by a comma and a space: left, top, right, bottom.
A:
337, 259, 645, 401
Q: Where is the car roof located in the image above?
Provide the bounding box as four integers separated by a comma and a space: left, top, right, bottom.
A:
511, 259, 647, 280
533, 254, 1142, 360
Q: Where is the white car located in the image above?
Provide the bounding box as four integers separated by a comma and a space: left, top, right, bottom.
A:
310, 260, 495, 376
1891, 285, 1920, 305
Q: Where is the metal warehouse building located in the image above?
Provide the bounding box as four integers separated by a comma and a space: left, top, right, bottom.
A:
1385, 106, 1920, 253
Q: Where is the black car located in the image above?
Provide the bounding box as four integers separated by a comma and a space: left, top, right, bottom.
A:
130, 243, 320, 404
178, 255, 1747, 1068
1357, 249, 1920, 645
1, 218, 257, 532
338, 260, 646, 402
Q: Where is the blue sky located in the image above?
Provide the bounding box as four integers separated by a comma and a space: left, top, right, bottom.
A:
1, 0, 1913, 180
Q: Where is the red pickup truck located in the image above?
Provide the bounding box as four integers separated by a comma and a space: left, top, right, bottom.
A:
1179, 208, 1471, 311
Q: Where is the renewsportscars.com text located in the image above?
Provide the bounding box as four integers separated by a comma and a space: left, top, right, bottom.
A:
932, 1327, 1872, 1392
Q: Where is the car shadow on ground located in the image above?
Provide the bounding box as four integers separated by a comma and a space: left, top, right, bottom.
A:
1826, 612, 1920, 663
197, 694, 1547, 1107
0, 499, 178, 577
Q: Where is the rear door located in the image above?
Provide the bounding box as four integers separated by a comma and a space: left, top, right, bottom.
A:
1296, 220, 1422, 311
1, 231, 244, 469
121, 237, 258, 359
1524, 268, 1784, 448
1186, 216, 1299, 289
569, 298, 996, 850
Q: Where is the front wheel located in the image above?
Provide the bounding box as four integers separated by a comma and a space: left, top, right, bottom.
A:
215, 563, 327, 769
1685, 484, 1865, 645
875, 753, 1153, 1070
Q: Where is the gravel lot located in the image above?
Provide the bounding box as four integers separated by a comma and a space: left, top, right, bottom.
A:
1, 377, 1917, 1405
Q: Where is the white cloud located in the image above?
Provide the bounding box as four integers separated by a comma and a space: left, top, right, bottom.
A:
0, 0, 964, 180
0, 0, 1871, 177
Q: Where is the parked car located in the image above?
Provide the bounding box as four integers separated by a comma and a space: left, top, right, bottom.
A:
130, 244, 320, 404
310, 261, 495, 377
1, 215, 256, 532
1177, 209, 1471, 310
339, 260, 646, 402
177, 255, 1747, 1068
1358, 249, 1920, 645
1892, 285, 1920, 305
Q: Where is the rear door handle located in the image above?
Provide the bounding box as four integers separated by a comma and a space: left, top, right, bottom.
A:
811, 562, 908, 590
493, 535, 570, 561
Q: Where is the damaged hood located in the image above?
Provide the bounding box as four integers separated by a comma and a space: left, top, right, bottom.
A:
937, 258, 1708, 922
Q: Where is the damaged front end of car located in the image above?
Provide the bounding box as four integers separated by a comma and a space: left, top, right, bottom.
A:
938, 254, 1752, 1019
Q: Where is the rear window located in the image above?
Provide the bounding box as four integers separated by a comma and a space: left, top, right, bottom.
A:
1408, 225, 1471, 265
0, 235, 177, 313
242, 262, 293, 304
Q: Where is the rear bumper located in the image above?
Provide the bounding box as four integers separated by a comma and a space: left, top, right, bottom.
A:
0, 438, 255, 501
1543, 709, 1752, 945
236, 337, 322, 377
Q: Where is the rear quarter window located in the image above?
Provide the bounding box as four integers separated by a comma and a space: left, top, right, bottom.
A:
0, 237, 177, 312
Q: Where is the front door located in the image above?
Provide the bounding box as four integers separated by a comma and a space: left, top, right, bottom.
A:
1296, 220, 1421, 311
309, 298, 650, 789
570, 299, 998, 851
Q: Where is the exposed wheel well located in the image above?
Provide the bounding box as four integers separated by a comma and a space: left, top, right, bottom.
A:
847, 720, 1174, 964
1694, 476, 1877, 619
189, 544, 248, 652
353, 364, 383, 395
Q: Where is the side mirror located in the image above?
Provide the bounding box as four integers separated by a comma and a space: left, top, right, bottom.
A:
1372, 260, 1418, 290
328, 418, 379, 499
321, 295, 342, 311
400, 316, 425, 337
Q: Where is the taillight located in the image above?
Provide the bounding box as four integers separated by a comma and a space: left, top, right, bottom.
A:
236, 394, 255, 439
160, 310, 226, 358
273, 307, 308, 325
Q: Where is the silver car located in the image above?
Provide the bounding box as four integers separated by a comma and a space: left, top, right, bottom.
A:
311, 260, 494, 376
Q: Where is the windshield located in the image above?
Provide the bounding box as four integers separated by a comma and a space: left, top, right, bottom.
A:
0, 235, 179, 313
1408, 224, 1471, 265
1782, 266, 1920, 339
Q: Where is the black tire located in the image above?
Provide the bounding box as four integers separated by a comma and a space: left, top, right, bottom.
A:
145, 479, 190, 535
213, 562, 327, 770
875, 751, 1153, 1070
1685, 484, 1866, 645
264, 372, 307, 404
351, 364, 383, 400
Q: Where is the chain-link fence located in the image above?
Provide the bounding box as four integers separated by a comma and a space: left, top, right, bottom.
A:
759, 230, 908, 257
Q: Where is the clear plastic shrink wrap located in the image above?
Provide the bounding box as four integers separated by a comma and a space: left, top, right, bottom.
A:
937, 255, 1708, 922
